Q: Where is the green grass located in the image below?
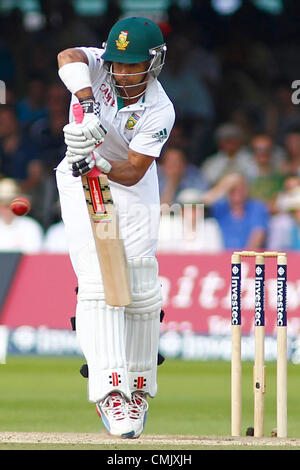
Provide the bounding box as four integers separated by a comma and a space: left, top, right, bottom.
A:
0, 357, 299, 449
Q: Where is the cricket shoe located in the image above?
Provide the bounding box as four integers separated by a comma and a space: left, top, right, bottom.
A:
96, 392, 134, 438
128, 391, 149, 438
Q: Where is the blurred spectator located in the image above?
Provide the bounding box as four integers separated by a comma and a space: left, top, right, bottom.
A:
268, 176, 300, 250
159, 34, 216, 162
200, 123, 255, 186
166, 122, 187, 150
0, 39, 15, 83
267, 213, 294, 251
26, 43, 57, 84
157, 146, 208, 209
29, 82, 69, 230
0, 105, 43, 194
274, 175, 300, 213
159, 34, 215, 124
209, 174, 269, 250
265, 81, 300, 146
43, 220, 68, 253
1, 8, 29, 95
228, 107, 287, 163
280, 127, 300, 177
227, 106, 259, 144
267, 183, 300, 251
0, 178, 43, 253
39, 0, 98, 51
3, 85, 17, 107
30, 82, 69, 170
248, 134, 285, 211
16, 76, 48, 126
158, 188, 223, 253
217, 30, 278, 119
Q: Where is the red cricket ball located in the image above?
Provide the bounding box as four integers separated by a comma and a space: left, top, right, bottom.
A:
10, 197, 31, 216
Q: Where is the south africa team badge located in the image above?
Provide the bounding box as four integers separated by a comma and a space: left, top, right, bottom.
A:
125, 113, 140, 130
116, 31, 130, 50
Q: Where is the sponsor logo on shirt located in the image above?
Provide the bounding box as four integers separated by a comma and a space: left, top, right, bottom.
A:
99, 83, 116, 107
152, 128, 167, 142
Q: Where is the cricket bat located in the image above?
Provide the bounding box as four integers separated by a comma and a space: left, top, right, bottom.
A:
73, 103, 132, 306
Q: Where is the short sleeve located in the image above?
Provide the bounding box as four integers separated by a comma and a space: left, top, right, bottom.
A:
76, 47, 104, 83
129, 103, 175, 158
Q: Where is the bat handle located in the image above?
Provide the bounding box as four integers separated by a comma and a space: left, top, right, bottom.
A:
73, 103, 84, 124
72, 103, 100, 177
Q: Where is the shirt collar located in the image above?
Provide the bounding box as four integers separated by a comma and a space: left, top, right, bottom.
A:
118, 79, 159, 113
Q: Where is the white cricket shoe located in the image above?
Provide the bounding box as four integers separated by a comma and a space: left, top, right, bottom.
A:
96, 392, 134, 438
128, 391, 149, 438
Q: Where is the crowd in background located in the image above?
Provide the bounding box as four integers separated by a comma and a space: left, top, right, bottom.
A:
1, 1, 300, 254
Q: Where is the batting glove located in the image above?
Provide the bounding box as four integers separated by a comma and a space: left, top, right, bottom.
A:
67, 150, 112, 177
63, 111, 107, 155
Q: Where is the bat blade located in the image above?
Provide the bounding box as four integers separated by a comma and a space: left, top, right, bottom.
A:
73, 103, 132, 306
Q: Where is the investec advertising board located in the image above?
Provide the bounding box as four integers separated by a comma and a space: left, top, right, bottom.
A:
1, 253, 300, 361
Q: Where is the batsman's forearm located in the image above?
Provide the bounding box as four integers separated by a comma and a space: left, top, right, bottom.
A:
76, 88, 95, 101
106, 161, 145, 187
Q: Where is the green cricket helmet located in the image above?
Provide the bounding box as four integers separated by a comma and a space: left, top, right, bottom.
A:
101, 17, 167, 98
102, 16, 166, 65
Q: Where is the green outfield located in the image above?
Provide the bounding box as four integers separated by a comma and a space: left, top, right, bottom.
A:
0, 357, 300, 450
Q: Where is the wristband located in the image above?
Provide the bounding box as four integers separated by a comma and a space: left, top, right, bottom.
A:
78, 96, 95, 102
79, 98, 96, 114
58, 62, 92, 94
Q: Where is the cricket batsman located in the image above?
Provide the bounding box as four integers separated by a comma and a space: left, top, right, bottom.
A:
56, 17, 175, 438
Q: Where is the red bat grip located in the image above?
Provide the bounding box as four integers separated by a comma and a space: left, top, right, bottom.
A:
73, 102, 84, 124
72, 103, 100, 176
